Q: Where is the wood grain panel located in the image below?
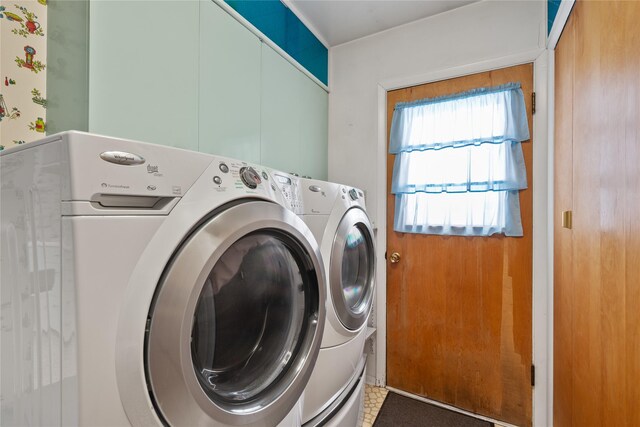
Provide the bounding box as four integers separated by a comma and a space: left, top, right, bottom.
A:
553, 7, 575, 427
386, 64, 533, 427
554, 1, 640, 425
623, 4, 640, 426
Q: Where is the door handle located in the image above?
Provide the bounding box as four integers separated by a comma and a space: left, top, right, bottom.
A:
389, 252, 401, 264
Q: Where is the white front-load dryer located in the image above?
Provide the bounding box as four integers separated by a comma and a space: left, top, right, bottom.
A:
0, 131, 326, 426
269, 173, 375, 426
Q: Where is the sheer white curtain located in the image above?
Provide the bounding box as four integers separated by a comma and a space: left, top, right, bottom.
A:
389, 83, 529, 237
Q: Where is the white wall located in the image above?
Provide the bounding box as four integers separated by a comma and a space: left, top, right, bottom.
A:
328, 0, 545, 222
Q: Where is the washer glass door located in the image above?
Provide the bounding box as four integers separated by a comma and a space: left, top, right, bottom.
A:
330, 207, 375, 330
192, 231, 310, 405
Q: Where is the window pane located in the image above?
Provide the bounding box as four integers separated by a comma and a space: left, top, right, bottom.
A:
389, 83, 529, 237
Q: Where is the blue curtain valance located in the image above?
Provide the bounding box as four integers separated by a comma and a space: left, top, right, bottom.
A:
389, 83, 530, 154
394, 191, 524, 237
391, 140, 527, 194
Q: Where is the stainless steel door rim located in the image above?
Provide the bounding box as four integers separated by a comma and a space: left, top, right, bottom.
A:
330, 207, 376, 331
146, 201, 326, 426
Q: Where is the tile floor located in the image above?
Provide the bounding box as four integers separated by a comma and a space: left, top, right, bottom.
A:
362, 384, 389, 427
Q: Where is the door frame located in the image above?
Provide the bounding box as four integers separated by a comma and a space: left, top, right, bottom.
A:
372, 49, 552, 426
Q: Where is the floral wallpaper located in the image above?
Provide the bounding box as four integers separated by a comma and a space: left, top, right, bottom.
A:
0, 0, 47, 151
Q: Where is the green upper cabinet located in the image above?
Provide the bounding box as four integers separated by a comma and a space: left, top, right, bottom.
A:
199, 0, 261, 163
88, 0, 200, 151
261, 44, 303, 175
298, 74, 328, 180
261, 44, 328, 179
47, 0, 327, 177
46, 0, 90, 135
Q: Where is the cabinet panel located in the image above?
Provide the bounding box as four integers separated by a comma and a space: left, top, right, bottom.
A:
261, 43, 328, 177
553, 8, 575, 427
298, 78, 328, 180
47, 0, 90, 135
199, 0, 261, 162
260, 44, 303, 174
553, 2, 640, 425
88, 0, 199, 151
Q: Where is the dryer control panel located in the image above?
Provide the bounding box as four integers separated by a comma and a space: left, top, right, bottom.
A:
338, 185, 366, 210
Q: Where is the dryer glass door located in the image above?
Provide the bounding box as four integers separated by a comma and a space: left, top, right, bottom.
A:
331, 207, 376, 330
342, 225, 372, 311
192, 231, 310, 405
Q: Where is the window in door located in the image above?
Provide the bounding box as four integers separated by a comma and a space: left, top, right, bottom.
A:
389, 83, 530, 236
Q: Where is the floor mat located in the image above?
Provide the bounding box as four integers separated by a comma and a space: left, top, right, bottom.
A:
372, 392, 492, 427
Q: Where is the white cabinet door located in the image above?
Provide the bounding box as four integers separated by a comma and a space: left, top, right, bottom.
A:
88, 0, 200, 151
199, 0, 261, 162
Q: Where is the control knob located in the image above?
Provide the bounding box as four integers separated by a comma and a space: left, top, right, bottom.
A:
239, 167, 262, 189
348, 188, 359, 200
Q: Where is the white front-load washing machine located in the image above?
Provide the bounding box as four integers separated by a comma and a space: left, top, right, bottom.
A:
269, 173, 376, 426
0, 131, 326, 426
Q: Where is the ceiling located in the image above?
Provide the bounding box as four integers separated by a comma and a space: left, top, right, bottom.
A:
286, 0, 479, 47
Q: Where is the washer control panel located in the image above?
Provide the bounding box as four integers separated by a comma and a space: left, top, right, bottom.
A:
208, 159, 278, 200
273, 172, 302, 214
239, 166, 262, 189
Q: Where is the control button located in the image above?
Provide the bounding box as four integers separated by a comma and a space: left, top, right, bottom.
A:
342, 188, 346, 193
213, 176, 222, 185
349, 189, 359, 200
147, 185, 156, 191
219, 163, 229, 173
309, 185, 322, 193
262, 171, 269, 181
239, 166, 261, 189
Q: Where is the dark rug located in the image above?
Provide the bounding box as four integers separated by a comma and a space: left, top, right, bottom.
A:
373, 392, 492, 427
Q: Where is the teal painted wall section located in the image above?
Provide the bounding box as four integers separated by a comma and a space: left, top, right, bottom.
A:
548, 0, 561, 34
225, 0, 328, 85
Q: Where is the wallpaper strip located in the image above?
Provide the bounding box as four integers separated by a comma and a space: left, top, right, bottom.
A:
0, 0, 47, 150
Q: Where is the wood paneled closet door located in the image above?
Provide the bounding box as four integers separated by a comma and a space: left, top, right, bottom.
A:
554, 2, 640, 426
386, 64, 534, 427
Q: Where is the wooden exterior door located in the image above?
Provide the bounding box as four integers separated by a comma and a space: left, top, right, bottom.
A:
554, 2, 640, 426
386, 64, 534, 427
